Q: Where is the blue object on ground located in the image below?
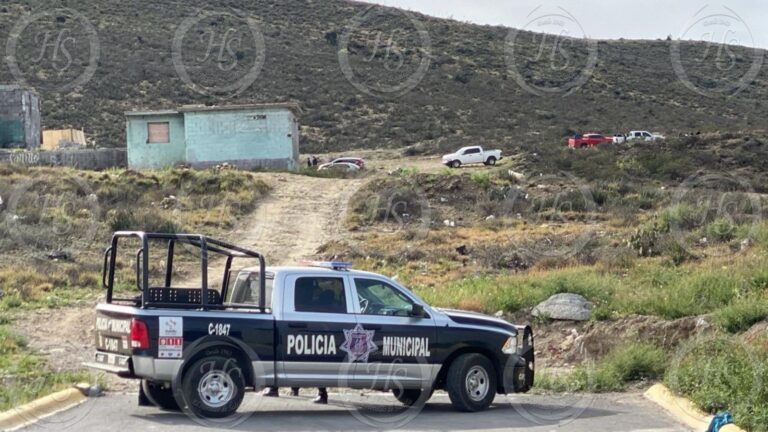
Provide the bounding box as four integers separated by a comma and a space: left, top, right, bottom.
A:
706, 412, 734, 432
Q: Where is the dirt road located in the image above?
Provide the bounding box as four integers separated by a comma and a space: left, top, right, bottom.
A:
238, 173, 365, 265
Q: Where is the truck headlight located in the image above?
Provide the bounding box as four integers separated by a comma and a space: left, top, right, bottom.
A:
502, 335, 518, 354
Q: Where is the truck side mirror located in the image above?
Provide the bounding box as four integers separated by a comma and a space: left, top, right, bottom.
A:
410, 303, 425, 317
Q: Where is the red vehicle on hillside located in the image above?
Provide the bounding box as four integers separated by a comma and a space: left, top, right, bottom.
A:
568, 133, 612, 148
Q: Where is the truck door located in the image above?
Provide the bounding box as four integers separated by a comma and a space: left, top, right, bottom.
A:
464, 147, 483, 164
277, 274, 356, 387
350, 277, 438, 391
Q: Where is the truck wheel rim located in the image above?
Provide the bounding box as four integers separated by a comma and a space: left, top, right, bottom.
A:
465, 366, 489, 402
198, 370, 234, 408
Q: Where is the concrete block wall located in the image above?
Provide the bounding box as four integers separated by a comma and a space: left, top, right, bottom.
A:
0, 148, 127, 170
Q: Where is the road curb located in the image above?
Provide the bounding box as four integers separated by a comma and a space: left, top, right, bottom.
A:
0, 383, 89, 431
643, 383, 744, 432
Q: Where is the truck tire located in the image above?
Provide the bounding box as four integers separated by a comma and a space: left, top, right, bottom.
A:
446, 353, 496, 412
485, 157, 497, 166
451, 160, 461, 169
179, 353, 246, 418
142, 380, 180, 411
392, 388, 433, 406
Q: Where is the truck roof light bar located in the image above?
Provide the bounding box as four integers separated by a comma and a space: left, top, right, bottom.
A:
303, 260, 353, 271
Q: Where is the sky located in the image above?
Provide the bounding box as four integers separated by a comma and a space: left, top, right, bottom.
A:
360, 1, 768, 49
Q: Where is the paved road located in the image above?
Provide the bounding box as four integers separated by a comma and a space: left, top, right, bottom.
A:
22, 390, 689, 431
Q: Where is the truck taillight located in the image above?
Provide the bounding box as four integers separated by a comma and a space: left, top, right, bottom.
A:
130, 319, 150, 349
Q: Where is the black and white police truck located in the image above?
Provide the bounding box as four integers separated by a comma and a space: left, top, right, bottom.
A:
87, 232, 534, 418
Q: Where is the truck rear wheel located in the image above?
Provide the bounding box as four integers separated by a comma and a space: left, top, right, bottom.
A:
178, 353, 246, 418
446, 353, 496, 412
142, 380, 180, 411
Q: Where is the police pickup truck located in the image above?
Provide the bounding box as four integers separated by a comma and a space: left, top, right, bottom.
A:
87, 232, 534, 418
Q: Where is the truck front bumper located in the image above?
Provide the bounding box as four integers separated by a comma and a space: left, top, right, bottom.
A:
503, 325, 534, 393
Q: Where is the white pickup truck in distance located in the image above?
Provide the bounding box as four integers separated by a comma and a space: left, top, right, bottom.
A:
442, 146, 503, 168
627, 131, 665, 141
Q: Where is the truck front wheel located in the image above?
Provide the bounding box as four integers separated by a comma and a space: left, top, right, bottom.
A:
485, 157, 497, 166
451, 160, 461, 169
142, 380, 180, 411
179, 353, 246, 418
446, 353, 497, 412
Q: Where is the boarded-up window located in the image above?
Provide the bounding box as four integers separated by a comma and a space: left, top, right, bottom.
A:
147, 122, 170, 143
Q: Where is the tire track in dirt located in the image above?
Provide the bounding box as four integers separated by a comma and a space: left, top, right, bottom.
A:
235, 174, 365, 266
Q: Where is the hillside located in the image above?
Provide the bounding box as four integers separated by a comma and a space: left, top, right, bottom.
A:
0, 0, 767, 154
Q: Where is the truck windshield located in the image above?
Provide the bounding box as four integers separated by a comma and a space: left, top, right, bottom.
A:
225, 271, 273, 309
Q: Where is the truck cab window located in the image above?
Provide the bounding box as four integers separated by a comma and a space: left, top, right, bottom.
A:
294, 277, 347, 314
225, 271, 273, 309
354, 278, 413, 316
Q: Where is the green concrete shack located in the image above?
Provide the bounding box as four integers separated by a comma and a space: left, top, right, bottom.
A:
125, 103, 300, 170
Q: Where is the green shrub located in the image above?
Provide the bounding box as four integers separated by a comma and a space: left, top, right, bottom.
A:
659, 203, 703, 231
470, 171, 491, 189
108, 209, 183, 233
714, 296, 768, 333
599, 342, 667, 384
705, 218, 737, 243
536, 342, 666, 393
666, 337, 768, 431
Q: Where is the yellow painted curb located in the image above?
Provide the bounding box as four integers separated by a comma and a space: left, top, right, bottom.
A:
0, 384, 89, 431
643, 383, 745, 432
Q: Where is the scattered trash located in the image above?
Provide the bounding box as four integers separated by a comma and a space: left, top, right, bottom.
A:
706, 412, 734, 432
485, 215, 495, 221
443, 219, 455, 227
160, 195, 178, 209
507, 170, 525, 181
47, 250, 70, 261
494, 310, 504, 318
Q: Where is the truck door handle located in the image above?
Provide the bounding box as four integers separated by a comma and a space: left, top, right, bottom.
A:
288, 323, 307, 329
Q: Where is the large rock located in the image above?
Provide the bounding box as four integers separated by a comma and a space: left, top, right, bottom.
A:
532, 293, 593, 321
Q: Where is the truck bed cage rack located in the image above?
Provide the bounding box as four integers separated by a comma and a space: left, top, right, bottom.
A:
102, 231, 267, 311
